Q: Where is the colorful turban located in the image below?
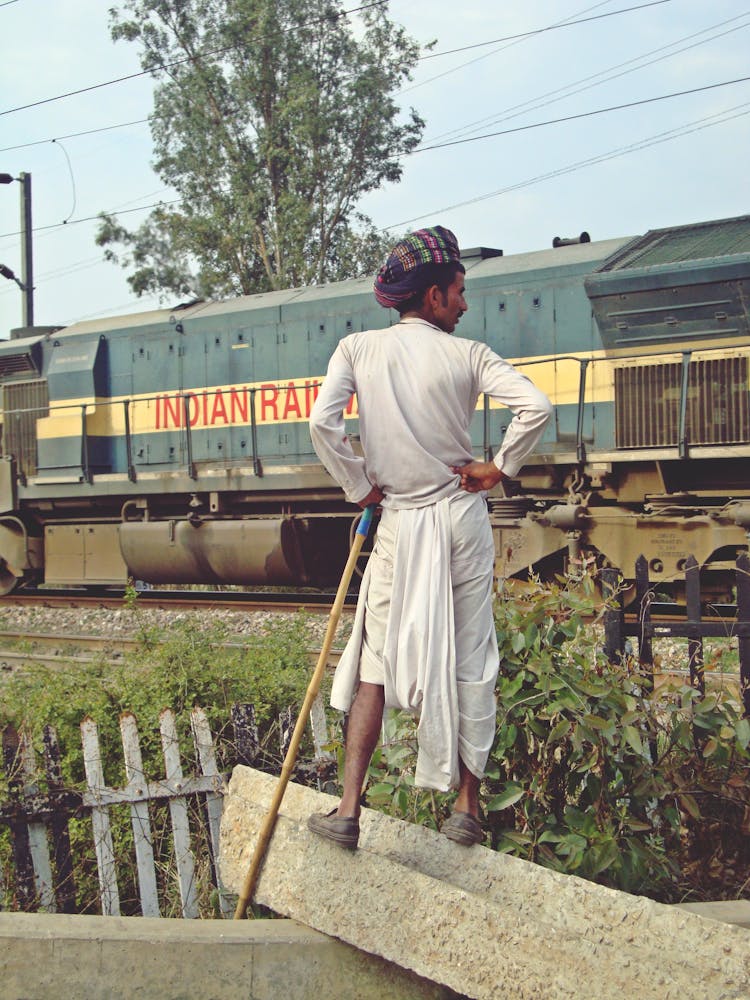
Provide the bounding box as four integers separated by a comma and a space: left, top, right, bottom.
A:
373, 226, 462, 309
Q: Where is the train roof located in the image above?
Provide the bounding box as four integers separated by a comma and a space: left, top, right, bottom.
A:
596, 214, 750, 272
460, 235, 627, 280
57, 234, 630, 339
48, 215, 749, 339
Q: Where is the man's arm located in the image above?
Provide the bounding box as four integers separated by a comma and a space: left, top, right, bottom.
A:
451, 460, 507, 493
309, 343, 383, 506
455, 347, 552, 490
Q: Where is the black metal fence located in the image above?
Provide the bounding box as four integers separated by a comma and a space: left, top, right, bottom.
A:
602, 552, 750, 718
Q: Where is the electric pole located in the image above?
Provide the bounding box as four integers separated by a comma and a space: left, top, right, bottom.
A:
18, 172, 33, 327
0, 171, 34, 328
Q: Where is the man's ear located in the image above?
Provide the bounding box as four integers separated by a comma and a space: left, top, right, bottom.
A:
424, 284, 441, 311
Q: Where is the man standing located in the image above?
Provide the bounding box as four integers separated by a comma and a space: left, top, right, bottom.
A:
307, 226, 552, 848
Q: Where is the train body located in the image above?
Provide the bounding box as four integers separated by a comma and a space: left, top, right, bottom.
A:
0, 213, 748, 598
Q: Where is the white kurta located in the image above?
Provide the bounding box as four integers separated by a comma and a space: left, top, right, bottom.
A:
309, 317, 553, 509
310, 317, 552, 790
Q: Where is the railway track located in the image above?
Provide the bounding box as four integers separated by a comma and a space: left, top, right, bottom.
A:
0, 630, 343, 677
0, 586, 737, 619
0, 587, 358, 613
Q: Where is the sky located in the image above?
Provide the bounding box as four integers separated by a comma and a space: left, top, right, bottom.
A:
0, 0, 748, 335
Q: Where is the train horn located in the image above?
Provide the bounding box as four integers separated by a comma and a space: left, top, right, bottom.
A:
553, 232, 591, 248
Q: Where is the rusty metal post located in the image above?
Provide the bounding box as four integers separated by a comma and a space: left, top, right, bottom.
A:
123, 400, 136, 482
250, 387, 262, 477
575, 358, 589, 462
80, 405, 91, 483
601, 566, 624, 665
685, 555, 705, 697
737, 551, 750, 719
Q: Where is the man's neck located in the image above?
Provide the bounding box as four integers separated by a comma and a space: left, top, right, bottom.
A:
398, 315, 443, 332
400, 307, 432, 324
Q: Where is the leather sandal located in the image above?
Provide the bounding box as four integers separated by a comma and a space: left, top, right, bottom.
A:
307, 808, 360, 849
441, 810, 484, 846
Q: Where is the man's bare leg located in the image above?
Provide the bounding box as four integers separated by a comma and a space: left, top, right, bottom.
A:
440, 757, 484, 845
337, 681, 385, 818
452, 758, 480, 818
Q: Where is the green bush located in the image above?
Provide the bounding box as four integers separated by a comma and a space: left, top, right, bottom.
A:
3, 578, 748, 912
361, 572, 750, 903
487, 574, 750, 900
0, 607, 316, 914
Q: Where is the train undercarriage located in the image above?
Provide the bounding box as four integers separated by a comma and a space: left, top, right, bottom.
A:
0, 453, 747, 607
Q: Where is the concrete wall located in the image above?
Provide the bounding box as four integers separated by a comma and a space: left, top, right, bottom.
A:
0, 912, 458, 1000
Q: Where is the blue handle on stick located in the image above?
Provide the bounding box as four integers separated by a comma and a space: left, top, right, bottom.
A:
356, 503, 376, 538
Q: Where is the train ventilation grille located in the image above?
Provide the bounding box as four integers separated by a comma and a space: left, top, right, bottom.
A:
0, 353, 38, 378
615, 355, 749, 448
1, 378, 49, 478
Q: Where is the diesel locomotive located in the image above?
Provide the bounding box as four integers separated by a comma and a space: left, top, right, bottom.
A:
0, 213, 747, 599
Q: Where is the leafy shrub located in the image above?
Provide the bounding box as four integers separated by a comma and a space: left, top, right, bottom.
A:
359, 572, 750, 902
0, 607, 315, 914
487, 574, 749, 900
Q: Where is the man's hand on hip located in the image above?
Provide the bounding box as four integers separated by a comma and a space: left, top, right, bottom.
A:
452, 460, 505, 493
359, 485, 385, 508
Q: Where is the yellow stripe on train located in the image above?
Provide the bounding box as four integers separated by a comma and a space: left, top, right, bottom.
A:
30, 349, 712, 440
28, 358, 615, 440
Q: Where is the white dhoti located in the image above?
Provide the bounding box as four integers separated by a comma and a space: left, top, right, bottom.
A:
330, 491, 499, 791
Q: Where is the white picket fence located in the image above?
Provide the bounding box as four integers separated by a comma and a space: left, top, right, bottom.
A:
1, 697, 334, 918
81, 707, 228, 918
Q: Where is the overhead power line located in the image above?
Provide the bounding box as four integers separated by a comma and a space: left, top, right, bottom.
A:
0, 199, 180, 240
413, 75, 750, 153
0, 117, 152, 154
8, 101, 747, 292
420, 0, 672, 61
388, 101, 750, 230
425, 12, 750, 145
5, 11, 746, 157
0, 76, 750, 239
0, 0, 669, 124
0, 0, 389, 117
0, 0, 690, 154
401, 0, 660, 95
3, 72, 749, 241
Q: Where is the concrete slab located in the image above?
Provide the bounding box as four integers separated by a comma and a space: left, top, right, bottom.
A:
676, 900, 750, 929
220, 766, 750, 1000
0, 912, 457, 1000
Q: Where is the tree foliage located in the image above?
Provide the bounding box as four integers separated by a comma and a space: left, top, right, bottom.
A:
97, 0, 425, 299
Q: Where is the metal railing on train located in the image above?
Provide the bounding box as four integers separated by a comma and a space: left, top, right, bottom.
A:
1, 340, 748, 485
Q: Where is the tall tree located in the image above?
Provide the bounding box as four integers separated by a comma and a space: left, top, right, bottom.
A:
97, 0, 425, 299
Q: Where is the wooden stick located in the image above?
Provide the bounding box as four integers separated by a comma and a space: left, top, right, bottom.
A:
233, 505, 375, 919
